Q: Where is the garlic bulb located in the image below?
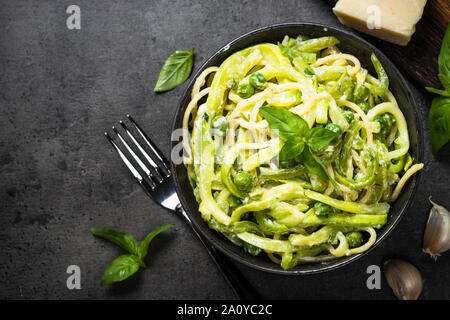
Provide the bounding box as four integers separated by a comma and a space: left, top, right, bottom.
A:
423, 198, 450, 259
384, 259, 423, 300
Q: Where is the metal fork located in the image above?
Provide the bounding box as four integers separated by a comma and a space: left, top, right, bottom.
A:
105, 114, 260, 300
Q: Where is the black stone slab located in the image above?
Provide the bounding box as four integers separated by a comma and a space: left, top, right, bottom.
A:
0, 0, 449, 299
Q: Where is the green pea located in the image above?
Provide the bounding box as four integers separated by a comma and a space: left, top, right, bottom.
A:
325, 123, 342, 139
249, 72, 266, 90
358, 101, 371, 114
373, 116, 387, 134
234, 171, 254, 191
343, 110, 354, 124
352, 84, 370, 103
212, 116, 228, 132
346, 231, 364, 248
227, 195, 242, 207
237, 83, 254, 99
374, 113, 396, 135
314, 202, 333, 216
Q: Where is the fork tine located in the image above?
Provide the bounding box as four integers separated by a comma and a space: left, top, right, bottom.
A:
111, 126, 160, 186
104, 132, 156, 194
119, 120, 164, 182
127, 114, 171, 176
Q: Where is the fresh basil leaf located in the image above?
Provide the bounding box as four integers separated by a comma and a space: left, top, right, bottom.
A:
425, 86, 450, 97
426, 24, 450, 154
429, 96, 450, 154
307, 127, 338, 148
91, 228, 139, 255
301, 147, 328, 180
426, 25, 450, 96
438, 75, 450, 95
138, 224, 174, 260
100, 254, 141, 286
259, 106, 308, 141
154, 49, 194, 92
279, 139, 305, 162
438, 25, 450, 92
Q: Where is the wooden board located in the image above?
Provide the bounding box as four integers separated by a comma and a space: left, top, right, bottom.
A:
328, 0, 449, 89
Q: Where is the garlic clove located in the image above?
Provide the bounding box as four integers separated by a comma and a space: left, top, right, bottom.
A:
423, 197, 450, 259
383, 259, 423, 300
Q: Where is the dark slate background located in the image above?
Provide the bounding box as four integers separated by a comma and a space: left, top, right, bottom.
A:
0, 0, 449, 300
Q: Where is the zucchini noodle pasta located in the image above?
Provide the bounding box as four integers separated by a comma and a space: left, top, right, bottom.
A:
182, 34, 423, 269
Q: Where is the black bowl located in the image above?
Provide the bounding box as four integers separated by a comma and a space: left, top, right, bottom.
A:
170, 23, 423, 275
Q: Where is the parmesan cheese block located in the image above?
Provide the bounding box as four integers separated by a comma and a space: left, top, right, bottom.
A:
333, 0, 427, 46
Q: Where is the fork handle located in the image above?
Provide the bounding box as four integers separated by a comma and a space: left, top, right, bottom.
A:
176, 205, 261, 300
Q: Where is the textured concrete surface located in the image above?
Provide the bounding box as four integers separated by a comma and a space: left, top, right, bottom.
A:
0, 0, 449, 299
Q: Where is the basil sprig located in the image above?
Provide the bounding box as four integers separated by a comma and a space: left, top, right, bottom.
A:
154, 49, 194, 92
425, 23, 450, 154
260, 106, 339, 183
91, 225, 173, 286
